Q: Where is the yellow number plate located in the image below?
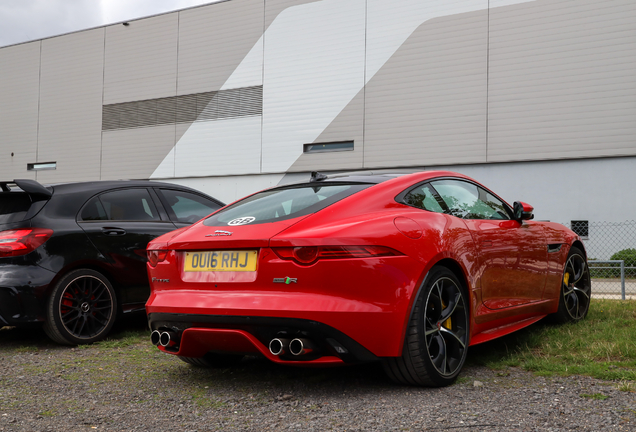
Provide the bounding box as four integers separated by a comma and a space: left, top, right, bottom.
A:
184, 250, 257, 272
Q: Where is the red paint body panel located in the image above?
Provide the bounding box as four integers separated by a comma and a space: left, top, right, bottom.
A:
466, 219, 548, 309
470, 315, 547, 346
146, 171, 584, 365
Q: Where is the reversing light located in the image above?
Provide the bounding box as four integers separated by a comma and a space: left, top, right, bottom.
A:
293, 246, 318, 264
147, 250, 168, 267
0, 228, 54, 258
273, 245, 401, 266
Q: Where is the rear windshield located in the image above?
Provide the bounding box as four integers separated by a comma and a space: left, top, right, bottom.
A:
0, 193, 32, 223
203, 183, 372, 227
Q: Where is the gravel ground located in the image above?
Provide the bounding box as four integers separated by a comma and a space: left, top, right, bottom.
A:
1, 321, 635, 432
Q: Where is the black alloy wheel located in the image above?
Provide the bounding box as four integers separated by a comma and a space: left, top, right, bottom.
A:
44, 269, 117, 345
383, 266, 469, 387
553, 246, 591, 323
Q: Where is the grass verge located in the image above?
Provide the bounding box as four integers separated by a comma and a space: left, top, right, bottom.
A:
467, 299, 636, 382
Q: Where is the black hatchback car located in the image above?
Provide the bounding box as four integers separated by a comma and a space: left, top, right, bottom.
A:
0, 179, 224, 345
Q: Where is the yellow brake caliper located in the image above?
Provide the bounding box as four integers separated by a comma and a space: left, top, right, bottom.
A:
441, 299, 452, 330
563, 272, 570, 287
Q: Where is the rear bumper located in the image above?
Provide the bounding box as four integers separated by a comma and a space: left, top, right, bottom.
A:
146, 250, 427, 359
0, 264, 56, 326
148, 312, 379, 365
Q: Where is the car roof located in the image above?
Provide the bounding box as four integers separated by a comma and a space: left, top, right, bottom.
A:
0, 179, 207, 196
282, 170, 474, 189
47, 180, 202, 195
0, 179, 222, 221
278, 171, 406, 188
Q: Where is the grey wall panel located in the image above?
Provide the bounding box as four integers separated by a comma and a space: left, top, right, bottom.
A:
170, 116, 263, 177
288, 88, 364, 172
101, 125, 176, 180
261, 0, 366, 173
363, 9, 489, 168
487, 0, 636, 162
0, 42, 40, 180
103, 13, 178, 104
176, 0, 265, 95
264, 0, 320, 28
433, 156, 636, 226
36, 29, 104, 183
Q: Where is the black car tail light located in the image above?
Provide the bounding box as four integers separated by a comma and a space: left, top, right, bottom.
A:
147, 250, 168, 267
0, 228, 54, 257
273, 245, 401, 266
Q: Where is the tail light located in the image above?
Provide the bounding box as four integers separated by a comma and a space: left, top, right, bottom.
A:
0, 228, 54, 258
273, 245, 401, 266
147, 250, 168, 267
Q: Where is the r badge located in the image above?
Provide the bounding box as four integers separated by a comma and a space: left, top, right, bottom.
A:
273, 277, 297, 284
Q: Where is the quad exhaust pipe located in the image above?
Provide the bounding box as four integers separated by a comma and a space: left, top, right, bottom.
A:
268, 338, 290, 356
269, 337, 315, 356
150, 330, 161, 346
151, 330, 178, 348
289, 338, 314, 356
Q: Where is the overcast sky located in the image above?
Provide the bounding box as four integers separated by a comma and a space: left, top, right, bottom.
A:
0, 0, 217, 48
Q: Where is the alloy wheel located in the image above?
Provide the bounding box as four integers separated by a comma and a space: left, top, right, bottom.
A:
59, 275, 114, 340
562, 253, 591, 320
423, 276, 468, 377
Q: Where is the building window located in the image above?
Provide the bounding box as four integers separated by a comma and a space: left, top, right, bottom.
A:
27, 162, 56, 171
303, 141, 354, 154
570, 220, 589, 238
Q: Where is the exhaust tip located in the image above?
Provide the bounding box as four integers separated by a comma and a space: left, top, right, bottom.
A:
150, 330, 161, 346
159, 331, 173, 347
289, 338, 305, 356
269, 338, 288, 356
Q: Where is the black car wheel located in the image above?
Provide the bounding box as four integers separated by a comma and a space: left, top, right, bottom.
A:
44, 269, 117, 345
552, 246, 591, 323
383, 266, 469, 387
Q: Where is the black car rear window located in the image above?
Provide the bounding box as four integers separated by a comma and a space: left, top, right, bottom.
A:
203, 183, 372, 227
0, 193, 32, 223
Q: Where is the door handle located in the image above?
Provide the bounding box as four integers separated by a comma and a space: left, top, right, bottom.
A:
101, 228, 126, 236
481, 240, 493, 248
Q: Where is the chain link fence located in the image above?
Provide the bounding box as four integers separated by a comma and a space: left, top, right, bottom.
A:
562, 220, 636, 300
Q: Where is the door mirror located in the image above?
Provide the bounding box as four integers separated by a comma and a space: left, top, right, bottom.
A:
513, 201, 534, 221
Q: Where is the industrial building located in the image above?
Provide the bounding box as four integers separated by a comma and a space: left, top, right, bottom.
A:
1, 0, 635, 237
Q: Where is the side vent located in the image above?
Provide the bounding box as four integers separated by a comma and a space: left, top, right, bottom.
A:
303, 141, 354, 154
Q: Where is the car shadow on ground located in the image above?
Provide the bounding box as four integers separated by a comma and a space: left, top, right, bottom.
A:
0, 312, 150, 349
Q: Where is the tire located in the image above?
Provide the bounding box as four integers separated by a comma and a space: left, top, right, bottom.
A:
179, 353, 244, 368
43, 269, 117, 345
383, 266, 469, 387
551, 246, 591, 324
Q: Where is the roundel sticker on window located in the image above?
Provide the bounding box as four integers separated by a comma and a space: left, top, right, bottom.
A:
227, 216, 256, 226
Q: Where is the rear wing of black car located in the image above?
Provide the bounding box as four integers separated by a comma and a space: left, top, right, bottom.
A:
0, 180, 53, 224
0, 179, 52, 198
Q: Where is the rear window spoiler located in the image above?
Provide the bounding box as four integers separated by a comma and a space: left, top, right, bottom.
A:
0, 179, 53, 198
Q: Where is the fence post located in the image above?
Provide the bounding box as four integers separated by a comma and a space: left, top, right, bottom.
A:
620, 260, 625, 300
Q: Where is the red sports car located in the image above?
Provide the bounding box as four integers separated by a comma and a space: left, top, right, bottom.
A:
145, 171, 591, 387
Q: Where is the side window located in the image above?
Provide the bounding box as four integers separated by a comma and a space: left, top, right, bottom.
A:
402, 184, 446, 213
157, 189, 222, 224
80, 196, 108, 221
80, 189, 160, 221
483, 191, 511, 220
431, 180, 509, 220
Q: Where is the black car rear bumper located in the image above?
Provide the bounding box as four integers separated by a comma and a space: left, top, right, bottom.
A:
0, 264, 56, 326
